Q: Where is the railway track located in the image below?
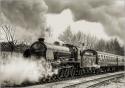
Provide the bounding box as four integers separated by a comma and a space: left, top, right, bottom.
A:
21, 71, 124, 88
64, 71, 125, 88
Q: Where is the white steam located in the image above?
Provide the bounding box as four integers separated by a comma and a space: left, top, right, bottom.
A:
0, 54, 57, 85
0, 0, 48, 42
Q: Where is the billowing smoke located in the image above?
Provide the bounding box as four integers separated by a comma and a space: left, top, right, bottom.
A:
0, 54, 57, 86
0, 0, 48, 42
44, 0, 125, 43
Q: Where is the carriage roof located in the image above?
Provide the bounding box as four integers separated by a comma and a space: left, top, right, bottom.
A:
97, 51, 124, 58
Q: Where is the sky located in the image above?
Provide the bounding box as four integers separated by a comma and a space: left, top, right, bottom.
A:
0, 0, 48, 43
46, 9, 110, 42
45, 0, 125, 44
0, 0, 125, 45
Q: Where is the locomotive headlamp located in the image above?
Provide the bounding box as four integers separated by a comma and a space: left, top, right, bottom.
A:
38, 38, 45, 42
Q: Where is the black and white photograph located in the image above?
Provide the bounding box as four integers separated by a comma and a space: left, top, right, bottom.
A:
0, 0, 125, 88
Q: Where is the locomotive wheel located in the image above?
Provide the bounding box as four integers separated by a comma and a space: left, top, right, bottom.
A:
41, 77, 47, 83
92, 69, 95, 74
51, 74, 57, 81
46, 76, 51, 83
79, 69, 83, 76
61, 69, 65, 78
65, 68, 70, 78
58, 69, 65, 80
88, 69, 92, 75
63, 68, 70, 78
56, 74, 61, 81
100, 68, 104, 73
70, 68, 75, 78
112, 67, 115, 72
95, 69, 100, 74
107, 68, 110, 72
58, 69, 63, 78
88, 70, 91, 75
63, 69, 67, 78
75, 68, 79, 76
86, 69, 90, 75
81, 69, 85, 76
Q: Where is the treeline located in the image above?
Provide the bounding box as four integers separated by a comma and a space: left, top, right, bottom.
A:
95, 39, 124, 55
0, 41, 29, 53
58, 26, 124, 56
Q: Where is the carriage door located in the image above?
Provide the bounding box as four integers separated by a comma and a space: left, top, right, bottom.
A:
80, 50, 97, 68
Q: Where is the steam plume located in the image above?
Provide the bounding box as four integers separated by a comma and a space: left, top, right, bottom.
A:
0, 0, 48, 41
0, 54, 57, 86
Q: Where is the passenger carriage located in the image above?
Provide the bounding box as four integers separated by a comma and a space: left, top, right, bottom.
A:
97, 51, 124, 71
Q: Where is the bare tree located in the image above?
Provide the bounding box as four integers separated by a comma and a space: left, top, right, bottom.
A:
58, 26, 73, 44
70, 32, 97, 49
73, 31, 83, 46
0, 24, 17, 52
58, 26, 124, 55
95, 39, 106, 51
84, 34, 97, 49
95, 38, 124, 55
58, 26, 98, 49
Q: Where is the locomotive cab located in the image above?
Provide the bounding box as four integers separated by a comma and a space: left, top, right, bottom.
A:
63, 44, 78, 61
80, 49, 100, 68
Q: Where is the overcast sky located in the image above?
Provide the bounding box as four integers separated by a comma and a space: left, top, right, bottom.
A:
46, 9, 111, 41
45, 0, 125, 44
0, 0, 125, 44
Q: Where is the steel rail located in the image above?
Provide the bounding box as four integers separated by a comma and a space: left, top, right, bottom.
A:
63, 71, 125, 88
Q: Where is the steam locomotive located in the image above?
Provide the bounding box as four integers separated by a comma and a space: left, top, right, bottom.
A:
23, 38, 125, 79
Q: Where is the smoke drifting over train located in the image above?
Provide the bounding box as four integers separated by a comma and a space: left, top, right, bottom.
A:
0, 0, 48, 42
0, 0, 54, 86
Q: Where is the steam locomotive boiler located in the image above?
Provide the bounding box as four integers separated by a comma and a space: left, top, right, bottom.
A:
23, 38, 124, 81
23, 38, 100, 78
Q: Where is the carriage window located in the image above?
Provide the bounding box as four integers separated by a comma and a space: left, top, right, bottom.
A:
84, 52, 94, 56
101, 55, 103, 58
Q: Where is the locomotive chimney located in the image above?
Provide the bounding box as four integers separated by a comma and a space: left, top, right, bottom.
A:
38, 38, 45, 42
54, 41, 60, 45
